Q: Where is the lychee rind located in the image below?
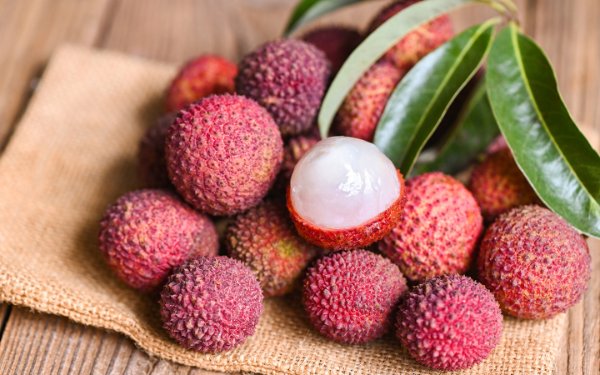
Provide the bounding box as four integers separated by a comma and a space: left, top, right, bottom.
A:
468, 148, 540, 221
236, 39, 331, 136
379, 172, 483, 282
301, 26, 361, 74
165, 55, 237, 112
303, 250, 407, 344
334, 61, 403, 141
160, 256, 264, 353
366, 0, 454, 71
225, 201, 318, 297
288, 169, 405, 251
165, 94, 283, 216
98, 189, 218, 291
137, 113, 175, 188
396, 275, 502, 371
477, 205, 591, 320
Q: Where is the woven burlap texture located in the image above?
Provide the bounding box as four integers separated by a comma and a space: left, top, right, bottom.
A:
0, 45, 566, 375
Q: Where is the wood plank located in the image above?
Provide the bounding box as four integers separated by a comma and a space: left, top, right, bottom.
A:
0, 0, 112, 149
0, 308, 227, 374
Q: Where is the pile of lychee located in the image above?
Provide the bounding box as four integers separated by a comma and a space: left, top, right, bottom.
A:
97, 1, 591, 371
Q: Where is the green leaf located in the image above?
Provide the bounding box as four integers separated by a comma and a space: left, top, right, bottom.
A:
318, 0, 480, 138
412, 80, 499, 175
487, 24, 600, 237
283, 0, 362, 36
373, 20, 497, 174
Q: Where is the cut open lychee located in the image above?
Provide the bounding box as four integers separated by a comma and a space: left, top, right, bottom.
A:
287, 136, 405, 250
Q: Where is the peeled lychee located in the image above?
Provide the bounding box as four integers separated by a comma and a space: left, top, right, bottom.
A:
379, 172, 483, 282
301, 26, 361, 74
160, 256, 263, 353
98, 189, 218, 291
477, 205, 591, 319
468, 147, 539, 221
396, 275, 502, 371
165, 55, 237, 112
225, 201, 318, 297
165, 94, 283, 216
303, 250, 407, 344
366, 0, 454, 71
334, 61, 404, 141
137, 113, 175, 188
287, 137, 405, 250
281, 134, 320, 181
236, 39, 331, 136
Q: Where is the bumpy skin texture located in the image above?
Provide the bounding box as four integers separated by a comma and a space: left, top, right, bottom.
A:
367, 0, 454, 71
334, 61, 403, 141
379, 172, 483, 282
236, 39, 331, 136
165, 55, 237, 112
281, 135, 320, 180
98, 190, 218, 291
396, 275, 502, 371
165, 94, 283, 216
288, 170, 406, 251
137, 113, 175, 188
469, 148, 540, 221
225, 201, 318, 297
477, 205, 591, 319
301, 26, 361, 74
160, 256, 264, 353
303, 250, 407, 344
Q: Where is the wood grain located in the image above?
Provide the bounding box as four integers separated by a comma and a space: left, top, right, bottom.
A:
0, 0, 598, 374
0, 0, 112, 149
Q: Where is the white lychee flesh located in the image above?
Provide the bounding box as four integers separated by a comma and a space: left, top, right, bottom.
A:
290, 136, 400, 229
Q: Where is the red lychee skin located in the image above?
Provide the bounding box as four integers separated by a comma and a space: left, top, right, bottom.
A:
225, 201, 318, 297
165, 94, 284, 216
379, 172, 483, 282
477, 205, 591, 320
160, 256, 264, 353
137, 113, 175, 188
98, 189, 218, 292
303, 250, 407, 344
236, 39, 331, 137
301, 26, 362, 74
396, 275, 502, 371
366, 0, 454, 71
334, 61, 404, 141
468, 148, 540, 221
287, 170, 406, 251
165, 55, 237, 112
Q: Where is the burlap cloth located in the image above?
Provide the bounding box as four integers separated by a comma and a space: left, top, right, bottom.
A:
0, 45, 566, 374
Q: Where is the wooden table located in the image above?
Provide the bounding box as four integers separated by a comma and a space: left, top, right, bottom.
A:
0, 0, 598, 374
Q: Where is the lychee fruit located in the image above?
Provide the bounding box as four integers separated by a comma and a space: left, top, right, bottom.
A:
160, 256, 263, 353
236, 39, 331, 136
334, 61, 404, 141
301, 26, 361, 74
468, 147, 540, 221
225, 201, 318, 297
98, 189, 218, 291
379, 172, 483, 282
477, 205, 591, 320
137, 113, 175, 188
165, 55, 237, 112
366, 0, 454, 71
396, 275, 502, 371
165, 94, 283, 216
287, 136, 405, 250
281, 134, 320, 181
303, 250, 407, 344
